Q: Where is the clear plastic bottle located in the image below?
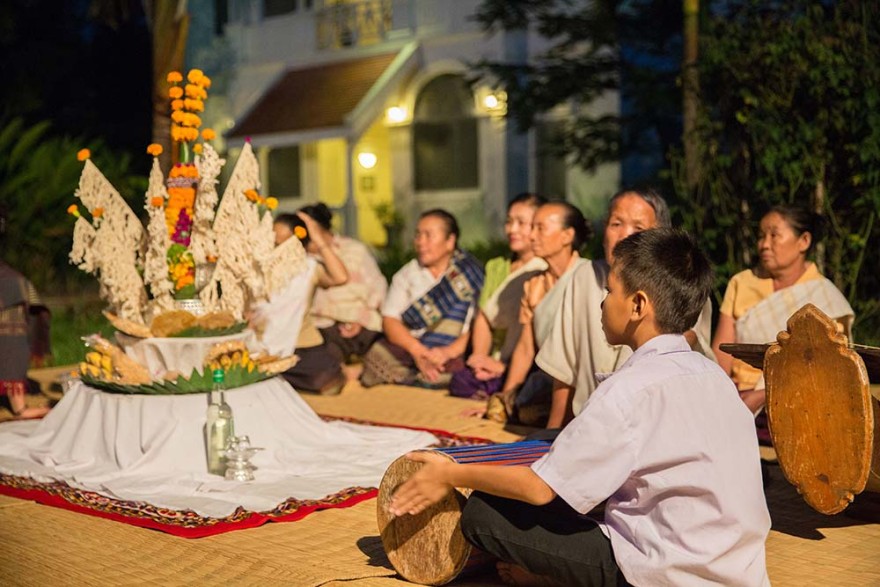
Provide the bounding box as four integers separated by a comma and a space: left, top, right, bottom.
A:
205, 369, 235, 475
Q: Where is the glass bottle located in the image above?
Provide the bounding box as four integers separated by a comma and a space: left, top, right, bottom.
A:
205, 368, 235, 475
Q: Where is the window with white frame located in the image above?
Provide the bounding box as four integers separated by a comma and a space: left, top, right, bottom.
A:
268, 145, 302, 198
413, 74, 478, 191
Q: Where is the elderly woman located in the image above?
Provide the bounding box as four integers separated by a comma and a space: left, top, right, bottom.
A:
448, 193, 548, 398
298, 203, 387, 363
712, 205, 854, 413
484, 201, 591, 425
360, 209, 484, 388
0, 261, 51, 419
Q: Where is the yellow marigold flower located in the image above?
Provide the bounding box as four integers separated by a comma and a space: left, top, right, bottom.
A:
169, 86, 184, 99
193, 144, 203, 155
77, 148, 90, 161
146, 143, 163, 156
167, 71, 183, 83
201, 128, 216, 141
265, 197, 278, 210
187, 69, 204, 84
67, 204, 80, 217
171, 99, 185, 111
92, 207, 104, 218
150, 196, 164, 207
294, 226, 307, 239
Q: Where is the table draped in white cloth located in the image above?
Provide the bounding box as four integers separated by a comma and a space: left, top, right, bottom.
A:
0, 378, 435, 518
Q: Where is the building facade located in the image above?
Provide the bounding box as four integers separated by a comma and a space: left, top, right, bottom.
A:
203, 0, 619, 246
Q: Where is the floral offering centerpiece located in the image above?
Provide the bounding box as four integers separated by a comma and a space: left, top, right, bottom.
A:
68, 69, 306, 334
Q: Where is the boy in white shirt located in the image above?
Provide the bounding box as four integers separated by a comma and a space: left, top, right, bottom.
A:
389, 228, 770, 586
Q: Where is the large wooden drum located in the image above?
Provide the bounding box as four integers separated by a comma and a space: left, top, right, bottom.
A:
376, 441, 551, 585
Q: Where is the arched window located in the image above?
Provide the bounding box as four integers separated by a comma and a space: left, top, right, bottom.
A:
413, 74, 478, 191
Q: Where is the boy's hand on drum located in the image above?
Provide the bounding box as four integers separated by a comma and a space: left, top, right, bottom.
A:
388, 452, 453, 517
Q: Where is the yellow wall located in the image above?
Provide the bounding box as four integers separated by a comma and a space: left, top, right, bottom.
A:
351, 120, 392, 246
316, 138, 348, 210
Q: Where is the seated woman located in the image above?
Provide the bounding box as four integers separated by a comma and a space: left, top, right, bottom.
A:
484, 201, 591, 425
712, 205, 854, 414
0, 261, 51, 419
360, 209, 484, 388
448, 193, 547, 399
259, 211, 350, 395
298, 203, 387, 364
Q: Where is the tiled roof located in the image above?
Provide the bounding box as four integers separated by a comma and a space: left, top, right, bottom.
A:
229, 53, 398, 138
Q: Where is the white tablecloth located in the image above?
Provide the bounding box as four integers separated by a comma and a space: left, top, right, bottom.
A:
0, 378, 435, 518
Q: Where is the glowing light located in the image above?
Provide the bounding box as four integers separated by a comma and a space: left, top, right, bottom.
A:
357, 151, 378, 169
386, 106, 407, 123
483, 94, 499, 109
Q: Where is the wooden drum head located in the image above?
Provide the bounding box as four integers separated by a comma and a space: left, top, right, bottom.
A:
765, 304, 873, 514
376, 452, 472, 585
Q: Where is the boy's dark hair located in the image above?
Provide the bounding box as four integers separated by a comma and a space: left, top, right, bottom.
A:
420, 208, 460, 245
275, 213, 310, 247
607, 187, 671, 229
299, 202, 334, 231
612, 228, 713, 334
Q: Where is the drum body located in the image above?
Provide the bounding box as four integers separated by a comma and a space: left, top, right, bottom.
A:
376, 441, 551, 585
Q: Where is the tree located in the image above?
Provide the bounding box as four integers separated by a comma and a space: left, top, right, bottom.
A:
671, 0, 880, 342
471, 0, 684, 173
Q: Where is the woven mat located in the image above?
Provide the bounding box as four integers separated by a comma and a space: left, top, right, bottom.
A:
3, 375, 880, 586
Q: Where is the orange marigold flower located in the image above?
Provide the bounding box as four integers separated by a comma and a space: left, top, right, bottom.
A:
146, 143, 163, 156
92, 207, 104, 218
193, 144, 203, 155
77, 148, 91, 161
198, 75, 212, 89
150, 196, 164, 207
265, 197, 278, 210
185, 128, 199, 141
166, 71, 183, 83
169, 86, 184, 99
171, 99, 185, 111
171, 110, 186, 124
67, 204, 80, 217
201, 128, 216, 141
187, 69, 204, 84
294, 226, 307, 239
206, 254, 218, 263
184, 98, 204, 112
184, 84, 200, 99
244, 189, 259, 202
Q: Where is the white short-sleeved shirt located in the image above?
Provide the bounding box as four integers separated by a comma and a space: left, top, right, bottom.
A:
532, 335, 771, 587
381, 258, 475, 339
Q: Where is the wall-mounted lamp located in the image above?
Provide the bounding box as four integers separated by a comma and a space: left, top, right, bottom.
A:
482, 90, 507, 115
357, 151, 378, 169
386, 106, 408, 124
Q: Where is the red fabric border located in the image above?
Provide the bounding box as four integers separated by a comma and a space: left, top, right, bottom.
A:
0, 482, 378, 538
